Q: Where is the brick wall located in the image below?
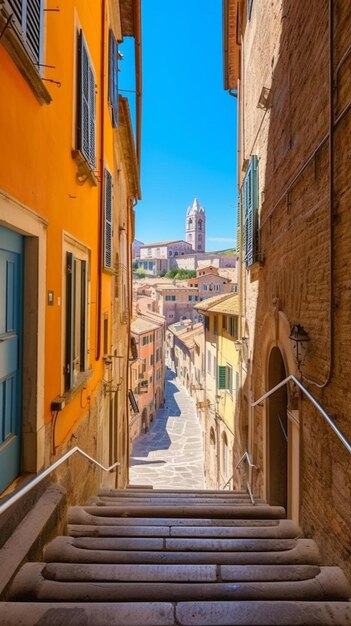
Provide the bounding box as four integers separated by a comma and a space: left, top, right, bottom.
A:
238, 0, 351, 581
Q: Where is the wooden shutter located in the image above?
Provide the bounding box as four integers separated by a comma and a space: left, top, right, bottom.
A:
78, 31, 96, 167
104, 169, 113, 269
244, 155, 259, 267
80, 260, 87, 371
109, 30, 119, 127
218, 366, 227, 390
65, 252, 74, 391
7, 0, 43, 63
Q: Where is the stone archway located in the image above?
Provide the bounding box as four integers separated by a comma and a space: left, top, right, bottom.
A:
267, 346, 288, 509
259, 308, 300, 522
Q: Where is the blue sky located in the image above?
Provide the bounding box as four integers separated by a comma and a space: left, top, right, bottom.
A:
121, 1, 237, 250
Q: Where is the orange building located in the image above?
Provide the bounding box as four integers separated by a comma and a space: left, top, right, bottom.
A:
129, 313, 165, 443
0, 0, 141, 498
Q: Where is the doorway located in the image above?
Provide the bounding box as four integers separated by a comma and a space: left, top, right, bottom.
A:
267, 347, 288, 509
0, 226, 23, 492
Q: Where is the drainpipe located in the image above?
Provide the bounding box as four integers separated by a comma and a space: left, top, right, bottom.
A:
95, 0, 106, 361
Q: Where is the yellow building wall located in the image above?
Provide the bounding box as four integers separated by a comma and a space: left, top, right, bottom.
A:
216, 315, 239, 433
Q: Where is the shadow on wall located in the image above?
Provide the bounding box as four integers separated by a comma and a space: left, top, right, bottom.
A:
129, 370, 182, 462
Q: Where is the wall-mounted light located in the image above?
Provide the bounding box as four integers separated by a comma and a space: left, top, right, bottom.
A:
289, 324, 310, 368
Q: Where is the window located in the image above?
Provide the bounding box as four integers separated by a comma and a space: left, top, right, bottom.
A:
223, 315, 238, 338
213, 316, 218, 335
108, 30, 119, 127
5, 0, 43, 64
207, 350, 211, 374
198, 220, 202, 230
77, 31, 96, 168
218, 364, 233, 392
188, 295, 198, 301
204, 316, 209, 331
165, 295, 176, 301
64, 249, 89, 392
103, 169, 112, 269
243, 155, 259, 267
247, 0, 254, 20
150, 354, 154, 366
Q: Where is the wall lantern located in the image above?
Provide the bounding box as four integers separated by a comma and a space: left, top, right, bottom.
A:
289, 324, 310, 367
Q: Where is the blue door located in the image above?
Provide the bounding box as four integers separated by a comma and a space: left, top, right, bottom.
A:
0, 226, 23, 493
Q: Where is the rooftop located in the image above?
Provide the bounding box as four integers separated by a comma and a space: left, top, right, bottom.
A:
131, 315, 162, 334
140, 239, 190, 248
194, 292, 239, 314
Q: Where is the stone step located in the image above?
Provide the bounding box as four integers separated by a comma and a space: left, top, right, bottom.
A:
9, 562, 350, 603
66, 504, 286, 519
3, 600, 351, 626
88, 497, 265, 507
44, 536, 320, 565
106, 488, 248, 495
68, 506, 284, 527
97, 488, 252, 498
47, 535, 305, 554
67, 519, 301, 539
17, 562, 324, 583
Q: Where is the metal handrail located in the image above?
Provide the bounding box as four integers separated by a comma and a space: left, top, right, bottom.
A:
221, 474, 234, 490
252, 374, 351, 455
0, 447, 120, 516
236, 451, 257, 505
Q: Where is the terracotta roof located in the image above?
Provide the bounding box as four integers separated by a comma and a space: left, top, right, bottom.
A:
131, 316, 162, 334
194, 293, 239, 314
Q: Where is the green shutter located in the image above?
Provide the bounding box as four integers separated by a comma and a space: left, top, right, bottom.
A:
65, 252, 74, 391
244, 155, 259, 267
218, 365, 226, 390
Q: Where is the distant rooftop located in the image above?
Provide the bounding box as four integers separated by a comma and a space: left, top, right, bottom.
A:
140, 239, 190, 248
194, 293, 239, 315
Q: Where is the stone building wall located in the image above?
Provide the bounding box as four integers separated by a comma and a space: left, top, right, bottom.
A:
237, 0, 351, 581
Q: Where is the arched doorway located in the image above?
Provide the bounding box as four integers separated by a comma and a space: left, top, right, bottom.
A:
267, 347, 288, 509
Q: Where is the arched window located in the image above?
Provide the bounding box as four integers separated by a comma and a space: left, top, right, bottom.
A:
174, 251, 179, 256
169, 251, 173, 256
198, 219, 202, 230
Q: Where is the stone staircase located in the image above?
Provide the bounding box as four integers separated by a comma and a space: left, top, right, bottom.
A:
2, 488, 351, 625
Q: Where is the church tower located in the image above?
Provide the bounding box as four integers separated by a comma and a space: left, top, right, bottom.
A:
186, 198, 206, 253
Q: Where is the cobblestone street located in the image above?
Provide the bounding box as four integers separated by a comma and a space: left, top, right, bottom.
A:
129, 369, 205, 488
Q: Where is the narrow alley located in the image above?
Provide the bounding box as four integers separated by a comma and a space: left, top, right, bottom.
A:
129, 369, 205, 489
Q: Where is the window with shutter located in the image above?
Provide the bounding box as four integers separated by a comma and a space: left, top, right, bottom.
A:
218, 366, 227, 390
103, 169, 113, 269
65, 250, 88, 392
77, 31, 96, 168
243, 155, 259, 267
218, 364, 233, 392
108, 30, 119, 127
5, 0, 43, 64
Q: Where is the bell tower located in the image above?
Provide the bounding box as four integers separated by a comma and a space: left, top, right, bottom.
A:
185, 198, 206, 253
